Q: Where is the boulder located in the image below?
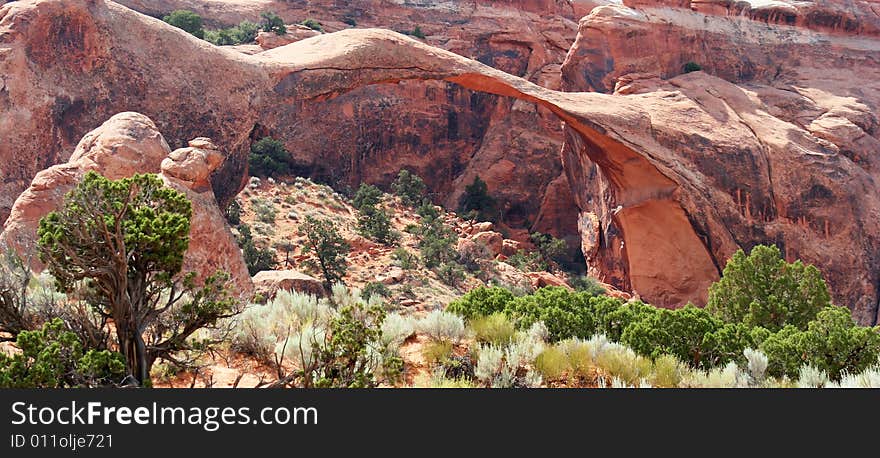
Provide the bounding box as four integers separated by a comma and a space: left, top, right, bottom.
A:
471, 231, 504, 257
525, 271, 572, 290
252, 270, 326, 298
376, 267, 406, 285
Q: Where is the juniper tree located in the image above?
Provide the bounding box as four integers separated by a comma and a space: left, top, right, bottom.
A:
37, 172, 237, 386
299, 216, 350, 289
707, 244, 830, 331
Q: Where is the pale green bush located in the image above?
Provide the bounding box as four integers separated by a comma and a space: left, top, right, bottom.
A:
418, 310, 466, 343
797, 364, 829, 388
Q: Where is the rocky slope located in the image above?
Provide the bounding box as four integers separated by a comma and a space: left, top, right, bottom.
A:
2, 0, 879, 324
236, 175, 582, 309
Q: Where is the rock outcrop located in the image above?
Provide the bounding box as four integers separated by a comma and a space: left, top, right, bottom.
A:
252, 270, 325, 299
2, 0, 880, 324
0, 112, 252, 296
560, 1, 880, 323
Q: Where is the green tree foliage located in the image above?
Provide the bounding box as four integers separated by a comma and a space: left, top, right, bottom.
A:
391, 169, 427, 207
414, 213, 457, 269
249, 137, 292, 177
236, 224, 277, 275
357, 205, 399, 246
351, 183, 383, 210
569, 275, 607, 296
352, 183, 399, 245
530, 232, 569, 271
204, 21, 260, 46
707, 244, 830, 331
683, 62, 702, 73
458, 175, 497, 222
759, 306, 880, 380
361, 282, 391, 301
446, 286, 515, 320
163, 10, 205, 39
300, 216, 350, 289
0, 249, 35, 339
37, 172, 238, 385
411, 26, 426, 39
620, 305, 753, 370
506, 287, 597, 342
261, 12, 286, 35
436, 261, 465, 287
301, 18, 324, 32
0, 319, 125, 388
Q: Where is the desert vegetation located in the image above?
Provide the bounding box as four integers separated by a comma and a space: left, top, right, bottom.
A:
3, 168, 878, 389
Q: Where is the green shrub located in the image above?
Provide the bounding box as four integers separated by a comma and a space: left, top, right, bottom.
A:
391, 247, 418, 270
342, 17, 357, 27
251, 198, 277, 224
470, 313, 516, 346
205, 21, 260, 45
351, 183, 383, 210
707, 244, 830, 331
651, 354, 685, 388
300, 216, 350, 289
236, 224, 277, 275
446, 286, 515, 320
760, 306, 880, 380
361, 281, 391, 301
594, 344, 653, 386
300, 18, 323, 32
357, 205, 399, 246
415, 215, 457, 269
261, 12, 286, 35
163, 10, 205, 39
506, 287, 596, 342
411, 26, 426, 39
530, 232, 570, 271
391, 169, 427, 207
569, 275, 606, 296
458, 175, 497, 222
591, 297, 648, 342
249, 137, 292, 177
422, 340, 454, 366
436, 261, 465, 287
534, 346, 568, 381
505, 250, 546, 272
683, 62, 702, 73
0, 318, 124, 388
620, 305, 753, 370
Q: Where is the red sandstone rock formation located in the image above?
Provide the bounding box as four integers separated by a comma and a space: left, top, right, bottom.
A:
560, 1, 880, 323
90, 0, 587, 244
0, 112, 252, 296
2, 0, 880, 324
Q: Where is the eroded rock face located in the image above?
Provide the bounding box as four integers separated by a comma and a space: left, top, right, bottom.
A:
0, 112, 252, 297
560, 1, 880, 323
12, 0, 584, 244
